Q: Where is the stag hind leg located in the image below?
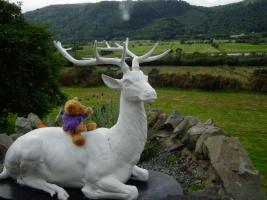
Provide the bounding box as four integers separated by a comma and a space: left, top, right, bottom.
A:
82, 177, 138, 200
12, 136, 69, 200
17, 177, 69, 200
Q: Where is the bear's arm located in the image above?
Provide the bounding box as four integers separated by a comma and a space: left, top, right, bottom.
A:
81, 113, 89, 119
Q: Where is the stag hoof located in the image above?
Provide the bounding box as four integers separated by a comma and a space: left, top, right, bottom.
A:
132, 166, 149, 182
127, 186, 138, 200
56, 188, 69, 200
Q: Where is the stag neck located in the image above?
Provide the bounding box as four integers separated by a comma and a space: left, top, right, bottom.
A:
116, 94, 147, 135
109, 93, 147, 164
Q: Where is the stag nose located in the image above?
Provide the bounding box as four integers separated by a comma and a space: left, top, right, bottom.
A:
144, 89, 157, 99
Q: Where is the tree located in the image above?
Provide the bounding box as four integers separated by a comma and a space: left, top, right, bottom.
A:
0, 0, 65, 128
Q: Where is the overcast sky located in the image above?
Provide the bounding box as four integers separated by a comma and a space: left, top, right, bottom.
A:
9, 0, 243, 13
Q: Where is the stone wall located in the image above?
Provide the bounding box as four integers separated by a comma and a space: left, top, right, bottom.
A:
145, 110, 266, 200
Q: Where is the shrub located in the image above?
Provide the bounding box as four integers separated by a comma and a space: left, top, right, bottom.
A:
139, 142, 158, 162
92, 100, 119, 128
0, 113, 17, 135
59, 68, 77, 86
148, 68, 243, 91
249, 69, 267, 92
60, 66, 122, 87
192, 74, 221, 90
0, 0, 65, 131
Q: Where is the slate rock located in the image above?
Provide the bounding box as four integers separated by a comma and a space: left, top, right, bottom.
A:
27, 113, 42, 129
10, 133, 23, 141
0, 171, 183, 200
164, 112, 184, 131
15, 117, 32, 134
204, 135, 266, 200
183, 123, 222, 151
173, 116, 199, 138
148, 109, 162, 127
153, 113, 168, 130
194, 125, 223, 159
204, 118, 215, 126
0, 134, 13, 161
171, 195, 222, 200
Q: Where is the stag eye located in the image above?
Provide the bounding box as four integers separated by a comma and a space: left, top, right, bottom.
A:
123, 79, 132, 87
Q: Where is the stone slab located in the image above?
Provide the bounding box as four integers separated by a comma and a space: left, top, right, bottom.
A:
0, 171, 183, 200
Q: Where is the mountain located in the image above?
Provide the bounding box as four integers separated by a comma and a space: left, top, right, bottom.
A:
24, 0, 267, 41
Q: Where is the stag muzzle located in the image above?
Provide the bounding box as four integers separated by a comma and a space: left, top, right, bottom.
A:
141, 88, 157, 103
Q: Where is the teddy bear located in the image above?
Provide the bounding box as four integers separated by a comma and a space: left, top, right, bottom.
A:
63, 97, 97, 146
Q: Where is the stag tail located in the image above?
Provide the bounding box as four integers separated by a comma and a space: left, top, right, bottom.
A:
0, 166, 9, 180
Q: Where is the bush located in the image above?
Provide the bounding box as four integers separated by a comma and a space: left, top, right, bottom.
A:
0, 113, 17, 134
0, 1, 65, 130
249, 69, 267, 92
59, 66, 122, 87
148, 68, 243, 91
92, 100, 119, 128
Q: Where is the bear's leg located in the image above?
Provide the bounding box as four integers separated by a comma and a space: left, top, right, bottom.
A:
71, 124, 87, 146
86, 123, 97, 131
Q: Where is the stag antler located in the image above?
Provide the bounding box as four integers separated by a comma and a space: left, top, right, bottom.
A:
53, 40, 129, 73
101, 38, 171, 70
94, 41, 129, 73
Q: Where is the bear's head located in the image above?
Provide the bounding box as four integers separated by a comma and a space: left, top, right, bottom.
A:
64, 97, 86, 116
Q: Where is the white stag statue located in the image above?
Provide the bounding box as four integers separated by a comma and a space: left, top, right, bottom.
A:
0, 38, 170, 200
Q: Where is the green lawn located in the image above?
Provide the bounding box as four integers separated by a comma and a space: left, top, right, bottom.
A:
59, 86, 267, 191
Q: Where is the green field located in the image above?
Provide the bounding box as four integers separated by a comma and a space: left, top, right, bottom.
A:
71, 41, 267, 59
218, 43, 267, 53
75, 66, 264, 84
58, 86, 267, 192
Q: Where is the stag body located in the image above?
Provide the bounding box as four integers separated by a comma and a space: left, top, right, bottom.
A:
0, 39, 169, 200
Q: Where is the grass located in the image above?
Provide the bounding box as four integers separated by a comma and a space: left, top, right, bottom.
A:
70, 41, 267, 59
59, 86, 267, 192
218, 43, 267, 53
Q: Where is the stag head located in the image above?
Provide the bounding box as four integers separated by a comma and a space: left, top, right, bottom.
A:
54, 38, 170, 103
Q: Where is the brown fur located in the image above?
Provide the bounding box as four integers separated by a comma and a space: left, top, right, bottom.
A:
64, 97, 97, 146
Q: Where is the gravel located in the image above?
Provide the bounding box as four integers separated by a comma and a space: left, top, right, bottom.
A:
139, 151, 204, 189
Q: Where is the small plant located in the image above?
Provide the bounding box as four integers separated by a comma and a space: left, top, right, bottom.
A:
92, 100, 119, 128
0, 113, 17, 135
140, 142, 158, 162
166, 154, 177, 166
185, 183, 205, 194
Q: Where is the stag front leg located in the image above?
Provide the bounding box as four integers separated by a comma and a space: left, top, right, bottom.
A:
82, 176, 138, 200
131, 165, 149, 182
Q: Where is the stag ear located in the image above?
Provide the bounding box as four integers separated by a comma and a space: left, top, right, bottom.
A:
101, 74, 121, 89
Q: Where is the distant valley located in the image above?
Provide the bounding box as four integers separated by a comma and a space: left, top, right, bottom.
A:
24, 0, 267, 41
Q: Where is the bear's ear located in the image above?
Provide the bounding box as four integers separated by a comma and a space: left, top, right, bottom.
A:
65, 104, 73, 114
101, 74, 121, 90
73, 97, 79, 101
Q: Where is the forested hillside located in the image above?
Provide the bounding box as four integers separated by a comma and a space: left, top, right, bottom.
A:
24, 0, 267, 41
